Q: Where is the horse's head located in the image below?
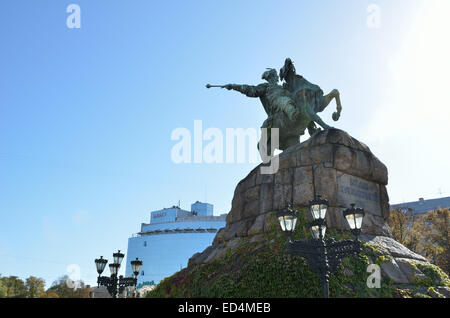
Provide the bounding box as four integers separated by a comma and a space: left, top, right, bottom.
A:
279, 58, 295, 82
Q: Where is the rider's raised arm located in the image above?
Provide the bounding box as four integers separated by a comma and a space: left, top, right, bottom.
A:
227, 83, 267, 98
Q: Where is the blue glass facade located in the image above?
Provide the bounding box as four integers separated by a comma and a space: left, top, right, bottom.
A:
125, 202, 226, 285
191, 201, 213, 216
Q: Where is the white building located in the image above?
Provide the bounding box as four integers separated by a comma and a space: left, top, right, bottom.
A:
125, 201, 226, 285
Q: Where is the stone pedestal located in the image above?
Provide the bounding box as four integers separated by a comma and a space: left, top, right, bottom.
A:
186, 129, 448, 295
190, 129, 395, 265
220, 128, 391, 242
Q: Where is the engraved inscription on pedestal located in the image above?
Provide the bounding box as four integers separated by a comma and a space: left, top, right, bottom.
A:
337, 173, 381, 217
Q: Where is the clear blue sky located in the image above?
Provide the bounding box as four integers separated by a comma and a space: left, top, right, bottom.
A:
1, 0, 449, 287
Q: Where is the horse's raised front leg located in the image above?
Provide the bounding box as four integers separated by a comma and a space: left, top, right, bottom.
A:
322, 89, 342, 121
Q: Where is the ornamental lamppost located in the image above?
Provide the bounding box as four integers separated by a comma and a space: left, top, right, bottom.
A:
94, 250, 143, 298
277, 196, 365, 298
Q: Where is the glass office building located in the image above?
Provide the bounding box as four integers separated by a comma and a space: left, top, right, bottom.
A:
125, 201, 226, 285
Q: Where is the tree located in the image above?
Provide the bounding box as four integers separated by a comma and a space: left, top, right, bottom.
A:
0, 276, 8, 298
1, 276, 27, 298
416, 208, 449, 273
25, 276, 45, 298
46, 275, 90, 298
388, 207, 449, 275
396, 208, 450, 275
43, 290, 59, 298
387, 209, 409, 245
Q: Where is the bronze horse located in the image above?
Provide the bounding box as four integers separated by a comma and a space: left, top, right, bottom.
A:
275, 58, 342, 150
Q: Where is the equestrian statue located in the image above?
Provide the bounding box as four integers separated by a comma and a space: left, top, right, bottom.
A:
206, 58, 342, 160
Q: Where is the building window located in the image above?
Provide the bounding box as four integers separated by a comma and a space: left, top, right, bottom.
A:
143, 241, 147, 247
141, 270, 144, 276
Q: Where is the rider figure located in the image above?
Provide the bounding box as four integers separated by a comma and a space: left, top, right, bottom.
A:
224, 68, 298, 123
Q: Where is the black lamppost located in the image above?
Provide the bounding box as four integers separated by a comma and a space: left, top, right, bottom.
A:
277, 196, 365, 298
94, 250, 143, 298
